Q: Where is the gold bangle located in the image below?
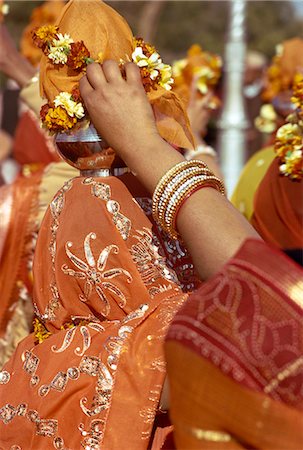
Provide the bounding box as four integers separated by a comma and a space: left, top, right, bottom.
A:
152, 160, 209, 221
152, 161, 225, 239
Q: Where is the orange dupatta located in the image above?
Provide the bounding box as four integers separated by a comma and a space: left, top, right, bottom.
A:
0, 175, 187, 449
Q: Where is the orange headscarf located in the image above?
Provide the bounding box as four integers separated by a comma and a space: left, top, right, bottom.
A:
251, 158, 303, 249
172, 44, 222, 108
39, 0, 194, 150
262, 37, 303, 102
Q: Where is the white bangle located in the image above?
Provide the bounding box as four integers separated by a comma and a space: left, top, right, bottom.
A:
184, 144, 218, 161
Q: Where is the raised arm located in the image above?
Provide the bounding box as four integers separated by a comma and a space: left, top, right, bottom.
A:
80, 61, 260, 280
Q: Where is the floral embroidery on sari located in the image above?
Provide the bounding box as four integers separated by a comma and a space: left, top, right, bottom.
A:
62, 232, 132, 315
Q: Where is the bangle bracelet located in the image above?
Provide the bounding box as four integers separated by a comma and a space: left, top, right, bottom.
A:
152, 160, 209, 221
184, 145, 218, 161
152, 160, 225, 239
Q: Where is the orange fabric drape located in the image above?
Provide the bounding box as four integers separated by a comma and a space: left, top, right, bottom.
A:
13, 110, 59, 166
0, 175, 187, 448
251, 158, 303, 249
0, 172, 42, 336
166, 346, 303, 450
165, 239, 303, 449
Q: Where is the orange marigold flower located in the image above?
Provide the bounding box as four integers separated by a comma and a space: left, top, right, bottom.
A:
32, 25, 58, 51
291, 73, 303, 109
40, 103, 51, 121
71, 86, 82, 103
66, 40, 90, 71
139, 67, 159, 92
43, 105, 77, 132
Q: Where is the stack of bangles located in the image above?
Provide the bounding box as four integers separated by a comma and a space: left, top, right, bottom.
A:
152, 160, 225, 239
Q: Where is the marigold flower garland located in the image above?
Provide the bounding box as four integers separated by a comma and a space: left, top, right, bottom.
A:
274, 73, 303, 181
32, 26, 174, 134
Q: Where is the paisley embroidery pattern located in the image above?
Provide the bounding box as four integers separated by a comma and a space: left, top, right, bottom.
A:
136, 197, 200, 292
34, 179, 73, 322
82, 178, 131, 240
130, 228, 179, 289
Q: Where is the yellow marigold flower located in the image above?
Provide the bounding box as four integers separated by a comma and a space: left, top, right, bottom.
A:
280, 149, 303, 180
43, 106, 77, 132
255, 104, 278, 134
33, 25, 58, 46
276, 123, 301, 141
33, 318, 52, 344
291, 73, 303, 109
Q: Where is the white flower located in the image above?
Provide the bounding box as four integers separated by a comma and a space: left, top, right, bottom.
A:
54, 92, 85, 119
255, 104, 278, 133
260, 104, 277, 121
48, 33, 73, 64
279, 163, 287, 174
172, 59, 187, 77
276, 43, 283, 57
48, 46, 68, 65
132, 47, 161, 70
52, 33, 74, 48
285, 149, 302, 162
158, 63, 174, 91
132, 45, 174, 90
132, 47, 148, 67
276, 123, 300, 140
1, 3, 9, 15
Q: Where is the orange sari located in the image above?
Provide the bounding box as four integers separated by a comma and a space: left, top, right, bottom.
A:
0, 170, 42, 366
251, 158, 303, 249
0, 175, 188, 448
165, 239, 303, 449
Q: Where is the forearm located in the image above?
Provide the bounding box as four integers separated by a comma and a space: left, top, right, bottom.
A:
79, 61, 260, 280
176, 188, 259, 279
119, 135, 259, 280
2, 54, 36, 89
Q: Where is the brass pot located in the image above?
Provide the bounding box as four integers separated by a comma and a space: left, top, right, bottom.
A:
55, 124, 115, 172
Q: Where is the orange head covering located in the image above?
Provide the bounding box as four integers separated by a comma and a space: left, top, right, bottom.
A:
172, 44, 222, 108
262, 38, 303, 103
251, 158, 303, 249
38, 0, 194, 149
20, 1, 66, 67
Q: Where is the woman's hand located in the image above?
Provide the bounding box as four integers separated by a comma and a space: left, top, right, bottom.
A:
79, 61, 160, 157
